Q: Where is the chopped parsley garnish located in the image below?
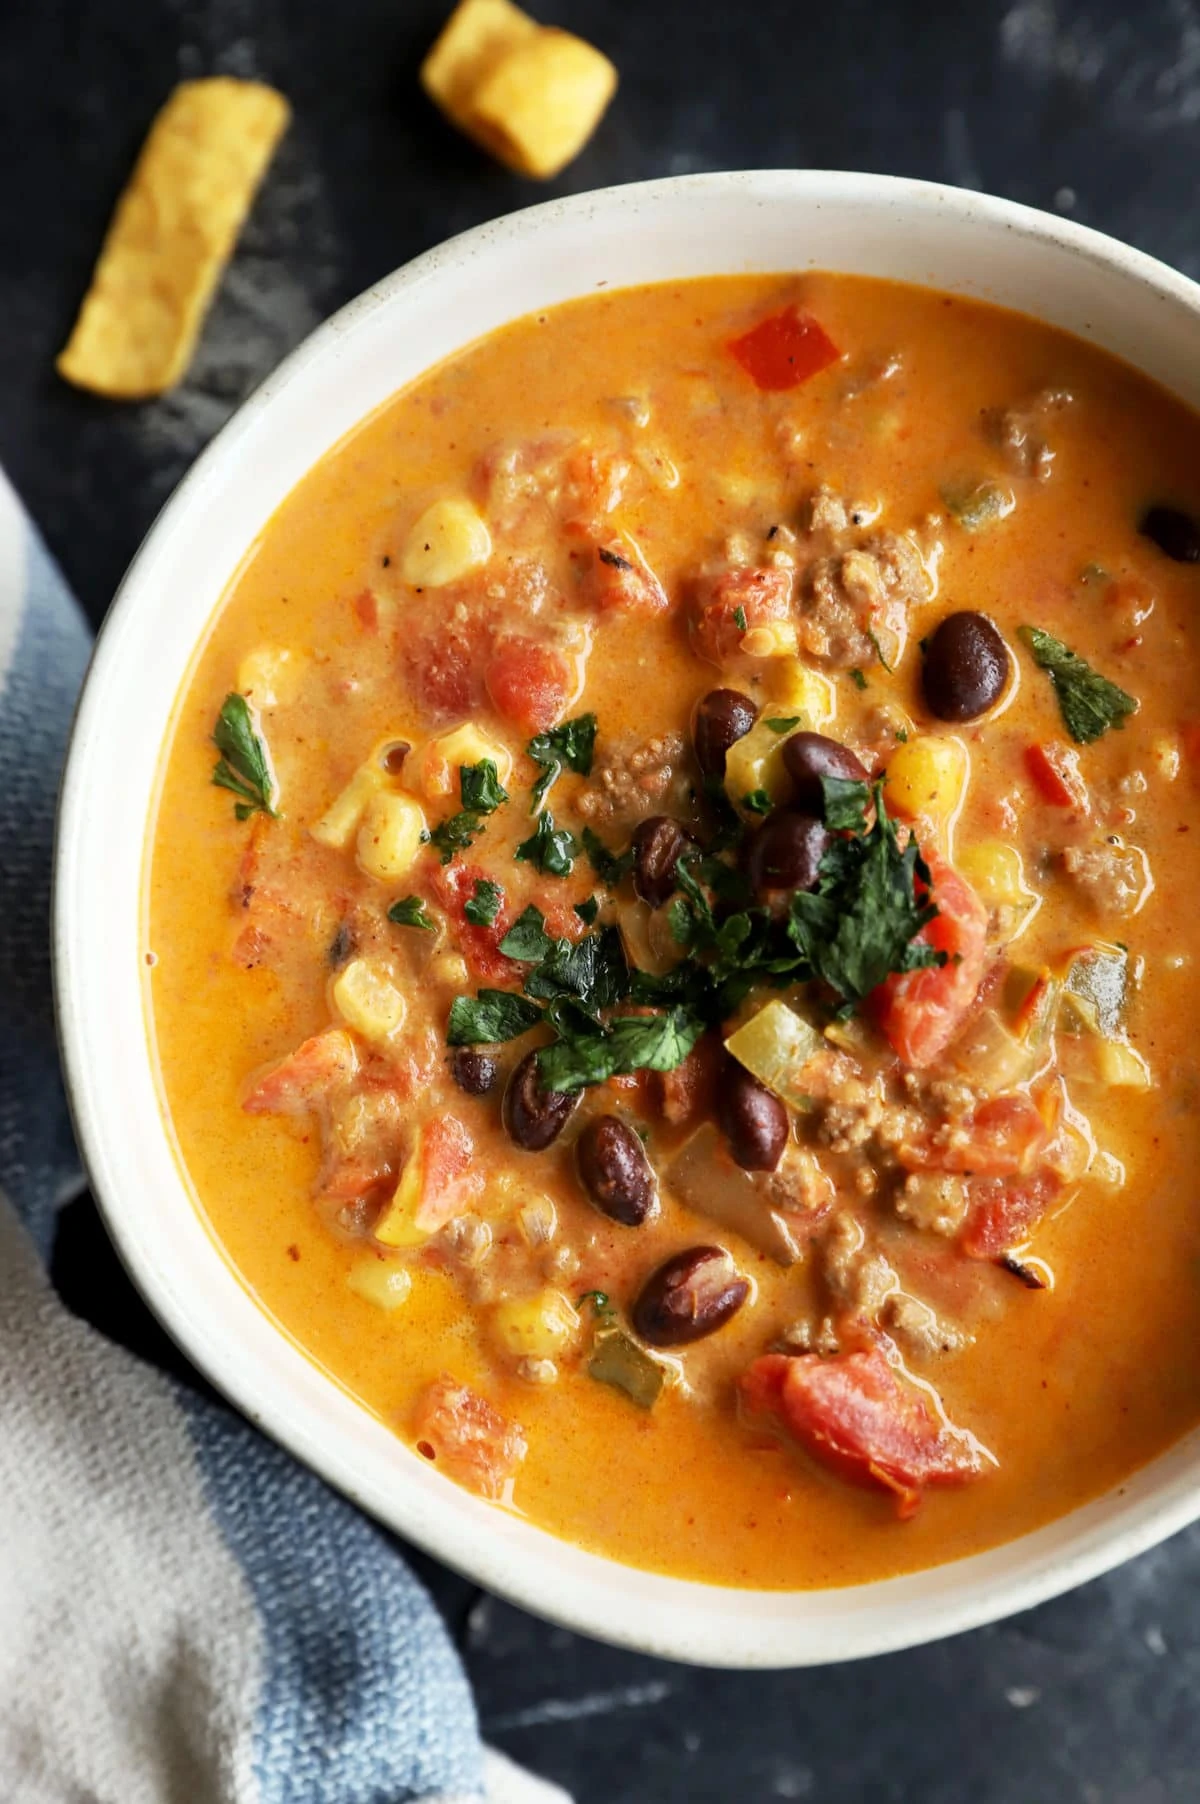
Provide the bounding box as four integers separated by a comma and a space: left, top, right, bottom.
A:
849, 667, 868, 690
527, 713, 597, 807
447, 989, 543, 1045
525, 926, 629, 1015
498, 904, 554, 963
895, 727, 909, 743
428, 811, 484, 864
1018, 625, 1138, 744
459, 759, 508, 813
742, 788, 773, 815
820, 774, 872, 833
577, 1289, 613, 1315
581, 825, 635, 886
443, 764, 944, 1090
537, 1004, 705, 1093
866, 628, 894, 673
765, 716, 802, 734
574, 895, 600, 925
463, 878, 503, 926
211, 693, 277, 820
516, 809, 579, 877
732, 604, 748, 632
388, 895, 435, 931
787, 781, 943, 1004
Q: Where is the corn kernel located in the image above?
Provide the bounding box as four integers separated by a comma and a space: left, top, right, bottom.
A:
347, 1259, 413, 1311
724, 717, 791, 812
884, 734, 969, 846
236, 644, 301, 708
311, 763, 386, 849
957, 841, 1040, 912
492, 1289, 581, 1360
417, 722, 514, 800
400, 496, 492, 589
331, 957, 407, 1044
430, 951, 470, 987
1151, 736, 1181, 782
740, 620, 799, 659
356, 790, 427, 883
766, 659, 836, 726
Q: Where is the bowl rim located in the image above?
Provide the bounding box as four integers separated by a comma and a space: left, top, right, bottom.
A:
53, 168, 1200, 1668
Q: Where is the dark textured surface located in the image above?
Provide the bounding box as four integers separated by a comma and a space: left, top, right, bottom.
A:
13, 0, 1200, 1795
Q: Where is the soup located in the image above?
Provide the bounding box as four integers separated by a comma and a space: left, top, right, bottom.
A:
148, 274, 1200, 1590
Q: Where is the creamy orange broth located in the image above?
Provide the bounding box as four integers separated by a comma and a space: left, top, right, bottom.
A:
148, 274, 1200, 1589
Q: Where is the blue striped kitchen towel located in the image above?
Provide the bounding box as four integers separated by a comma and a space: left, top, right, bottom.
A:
0, 467, 569, 1804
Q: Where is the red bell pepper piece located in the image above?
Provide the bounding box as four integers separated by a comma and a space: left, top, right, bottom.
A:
728, 306, 839, 392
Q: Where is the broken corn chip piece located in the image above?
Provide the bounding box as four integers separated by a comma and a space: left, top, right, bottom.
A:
421, 0, 538, 115
57, 78, 290, 399
421, 0, 616, 180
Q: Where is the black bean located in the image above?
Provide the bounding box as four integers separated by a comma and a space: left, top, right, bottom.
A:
502, 1049, 580, 1151
576, 1115, 658, 1225
452, 1048, 498, 1095
718, 1059, 789, 1170
633, 1245, 750, 1347
632, 816, 696, 908
781, 731, 869, 813
692, 688, 758, 780
744, 810, 829, 899
1139, 504, 1200, 563
921, 611, 1010, 721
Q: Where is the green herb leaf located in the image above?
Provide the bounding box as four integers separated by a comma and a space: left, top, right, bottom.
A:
581, 826, 634, 886
733, 604, 748, 632
516, 810, 579, 877
820, 774, 871, 832
765, 716, 802, 734
577, 1289, 612, 1315
574, 895, 600, 925
447, 989, 542, 1045
527, 713, 598, 806
849, 667, 868, 691
211, 693, 277, 820
1017, 625, 1138, 745
463, 878, 503, 926
787, 783, 943, 1003
459, 760, 508, 813
742, 788, 773, 815
429, 811, 483, 863
498, 904, 553, 963
895, 727, 909, 743
524, 925, 629, 1014
536, 1004, 705, 1093
388, 895, 435, 931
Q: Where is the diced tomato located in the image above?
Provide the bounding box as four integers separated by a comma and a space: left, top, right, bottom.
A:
413, 1375, 528, 1499
897, 1092, 1048, 1177
353, 588, 379, 633
728, 306, 840, 392
584, 534, 670, 614
691, 566, 793, 666
485, 637, 572, 733
873, 852, 989, 1069
431, 862, 522, 984
961, 1169, 1062, 1259
243, 1028, 359, 1116
1025, 741, 1089, 811
741, 1348, 986, 1517
407, 625, 482, 724
410, 1115, 485, 1230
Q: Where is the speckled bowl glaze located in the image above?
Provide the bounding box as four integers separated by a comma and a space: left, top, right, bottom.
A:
54, 172, 1200, 1667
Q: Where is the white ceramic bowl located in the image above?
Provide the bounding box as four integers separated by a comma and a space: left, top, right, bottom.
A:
54, 171, 1200, 1667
